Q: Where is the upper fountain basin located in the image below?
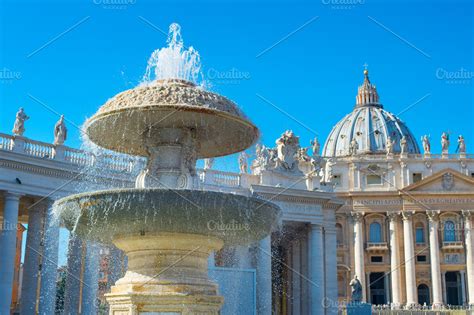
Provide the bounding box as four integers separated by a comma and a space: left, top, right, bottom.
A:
55, 188, 280, 245
84, 79, 259, 158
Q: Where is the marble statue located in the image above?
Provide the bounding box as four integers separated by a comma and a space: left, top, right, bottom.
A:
400, 136, 407, 155
441, 132, 450, 153
457, 135, 466, 154
310, 137, 320, 156
276, 130, 299, 170
12, 107, 29, 136
422, 135, 431, 154
325, 158, 334, 181
297, 147, 311, 162
204, 158, 214, 170
238, 152, 248, 174
53, 115, 68, 145
255, 143, 263, 163
349, 275, 363, 303
386, 136, 394, 156
255, 144, 270, 169
349, 138, 358, 156
311, 155, 323, 174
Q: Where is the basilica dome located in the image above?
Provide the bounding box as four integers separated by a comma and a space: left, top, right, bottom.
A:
322, 70, 420, 157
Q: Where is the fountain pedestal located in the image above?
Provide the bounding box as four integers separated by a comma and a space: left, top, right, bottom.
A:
106, 233, 224, 315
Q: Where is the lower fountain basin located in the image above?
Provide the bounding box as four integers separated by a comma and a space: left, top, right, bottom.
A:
55, 188, 280, 245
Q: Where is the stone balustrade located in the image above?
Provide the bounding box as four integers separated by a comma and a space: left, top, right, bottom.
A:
333, 152, 474, 161
0, 132, 258, 185
366, 242, 389, 250
0, 132, 136, 174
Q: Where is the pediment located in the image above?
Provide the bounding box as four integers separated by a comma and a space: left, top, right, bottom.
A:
403, 168, 474, 193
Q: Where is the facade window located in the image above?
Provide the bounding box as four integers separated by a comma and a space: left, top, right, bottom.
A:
444, 220, 456, 242
336, 223, 344, 246
417, 255, 427, 263
415, 225, 425, 244
412, 173, 422, 183
333, 174, 342, 186
371, 256, 383, 263
369, 222, 382, 242
366, 174, 382, 185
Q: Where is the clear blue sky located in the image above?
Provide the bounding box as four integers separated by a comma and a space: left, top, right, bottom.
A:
1, 0, 473, 265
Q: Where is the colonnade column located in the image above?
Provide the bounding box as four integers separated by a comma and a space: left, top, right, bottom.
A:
309, 224, 324, 314
462, 210, 474, 306
402, 211, 417, 307
387, 212, 401, 309
39, 200, 60, 315
324, 226, 338, 315
0, 192, 22, 315
292, 239, 302, 314
427, 210, 443, 308
351, 212, 366, 302
256, 235, 272, 315
20, 200, 46, 315
81, 242, 100, 315
63, 236, 85, 315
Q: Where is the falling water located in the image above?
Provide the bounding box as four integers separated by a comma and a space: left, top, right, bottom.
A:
141, 23, 203, 86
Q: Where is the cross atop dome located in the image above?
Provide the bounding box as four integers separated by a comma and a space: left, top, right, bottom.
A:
356, 68, 380, 107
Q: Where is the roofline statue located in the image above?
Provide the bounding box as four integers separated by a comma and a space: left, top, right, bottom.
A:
12, 107, 29, 136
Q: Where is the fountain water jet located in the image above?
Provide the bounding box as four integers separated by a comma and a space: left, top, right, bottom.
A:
55, 23, 280, 314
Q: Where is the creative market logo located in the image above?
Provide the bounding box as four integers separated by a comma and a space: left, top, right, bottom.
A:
92, 0, 137, 10
436, 67, 473, 85
0, 68, 22, 83
206, 67, 251, 85
321, 0, 365, 10
207, 219, 251, 232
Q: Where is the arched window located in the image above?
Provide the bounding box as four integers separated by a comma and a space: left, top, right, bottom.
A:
369, 222, 382, 243
444, 220, 456, 242
415, 223, 425, 244
417, 284, 430, 305
336, 223, 344, 246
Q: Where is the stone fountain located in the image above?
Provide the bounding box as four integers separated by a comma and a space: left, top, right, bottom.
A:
54, 23, 280, 314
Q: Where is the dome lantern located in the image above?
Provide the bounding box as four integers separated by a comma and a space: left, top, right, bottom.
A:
356, 69, 381, 107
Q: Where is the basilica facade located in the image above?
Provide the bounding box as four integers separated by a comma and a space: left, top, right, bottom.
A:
325, 71, 474, 308
0, 70, 473, 314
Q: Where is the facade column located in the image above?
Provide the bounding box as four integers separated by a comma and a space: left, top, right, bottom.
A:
462, 210, 474, 306
20, 200, 46, 315
441, 271, 447, 304
309, 224, 324, 314
427, 210, 443, 308
351, 212, 366, 302
387, 212, 402, 309
0, 192, 22, 315
39, 201, 60, 315
460, 270, 467, 305
402, 211, 417, 307
324, 226, 338, 315
256, 235, 272, 315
